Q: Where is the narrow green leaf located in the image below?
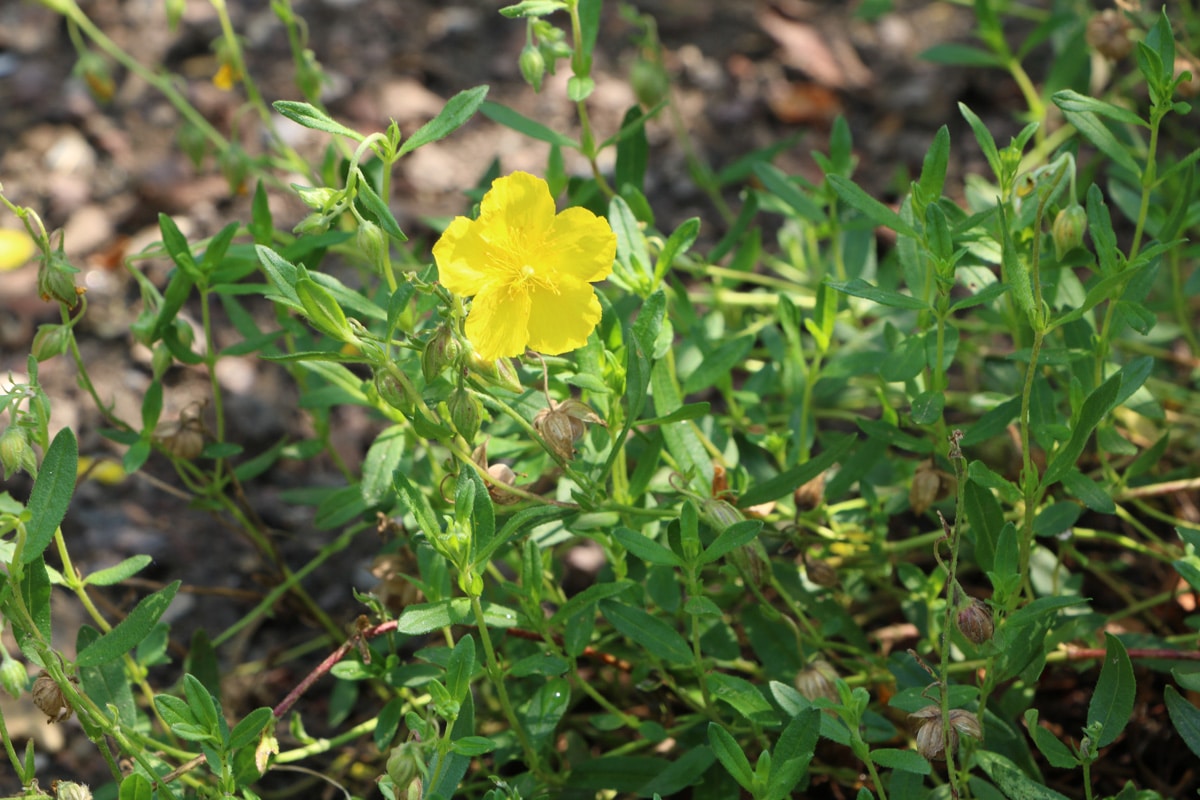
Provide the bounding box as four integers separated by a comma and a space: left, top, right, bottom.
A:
959, 103, 1002, 181
249, 181, 273, 245
1061, 110, 1142, 176
118, 773, 154, 800
738, 435, 856, 509
1052, 90, 1148, 127
639, 402, 710, 426
396, 598, 520, 634
920, 43, 1003, 68
295, 277, 352, 341
393, 470, 441, 540
614, 106, 649, 192
701, 520, 763, 565
682, 335, 755, 394
77, 625, 136, 726
521, 677, 570, 748
273, 100, 362, 140
479, 101, 578, 148
827, 174, 919, 238
651, 357, 712, 491
446, 633, 476, 704
398, 85, 488, 157
612, 527, 683, 567
229, 707, 274, 751
22, 427, 77, 564
826, 278, 929, 310
709, 723, 755, 792
76, 581, 181, 667
1042, 372, 1121, 489
599, 600, 692, 665
1024, 709, 1080, 769
870, 748, 931, 774
84, 555, 153, 586
752, 162, 823, 221
355, 176, 406, 242
183, 673, 220, 733
910, 390, 945, 425
1088, 633, 1135, 747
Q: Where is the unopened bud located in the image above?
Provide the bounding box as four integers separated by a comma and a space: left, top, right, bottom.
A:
422, 326, 462, 382
295, 185, 340, 211
447, 387, 482, 442
0, 653, 27, 699
31, 324, 69, 362
729, 539, 769, 589
75, 52, 115, 103
1086, 10, 1132, 61
218, 144, 250, 195
630, 56, 669, 108
357, 220, 389, 274
519, 45, 546, 92
1052, 205, 1088, 261
386, 741, 422, 788
956, 598, 994, 645
375, 368, 420, 417
0, 426, 34, 480
700, 497, 742, 533
37, 246, 82, 308
1176, 56, 1200, 98
32, 672, 73, 723
794, 659, 839, 703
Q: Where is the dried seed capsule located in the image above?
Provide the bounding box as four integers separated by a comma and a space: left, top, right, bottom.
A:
793, 472, 825, 512
32, 672, 73, 723
803, 551, 839, 589
1086, 10, 1133, 61
794, 659, 839, 703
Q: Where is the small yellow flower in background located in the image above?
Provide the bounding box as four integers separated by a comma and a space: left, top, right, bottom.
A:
0, 229, 36, 272
433, 171, 616, 362
212, 62, 240, 91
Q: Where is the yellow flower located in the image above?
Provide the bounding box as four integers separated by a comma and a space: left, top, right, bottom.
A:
433, 171, 616, 362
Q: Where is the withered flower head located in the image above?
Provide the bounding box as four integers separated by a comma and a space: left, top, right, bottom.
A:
533, 398, 605, 461
794, 659, 840, 703
910, 706, 982, 760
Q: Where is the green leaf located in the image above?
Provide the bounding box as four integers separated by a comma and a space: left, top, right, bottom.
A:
450, 735, 497, 756
84, 555, 153, 586
707, 672, 776, 723
639, 402, 710, 426
651, 357, 712, 492
479, 101, 578, 148
909, 390, 945, 425
752, 162, 823, 221
1052, 90, 1148, 127
709, 723, 755, 792
826, 278, 929, 310
1061, 468, 1115, 514
701, 520, 764, 565
77, 625, 137, 726
612, 527, 683, 567
1060, 109, 1142, 176
393, 470, 441, 540
599, 600, 692, 665
870, 747, 931, 774
22, 428, 78, 564
959, 103, 1002, 182
1041, 371, 1121, 489
975, 751, 1071, 800
361, 426, 404, 508
398, 85, 488, 157
738, 435, 855, 508
655, 217, 701, 282
682, 335, 755, 394
75, 581, 181, 667
249, 180, 273, 245
1024, 708, 1080, 769
396, 598, 520, 634
549, 580, 636, 626
229, 707, 273, 751
446, 633, 476, 705
827, 174, 919, 238
521, 677, 570, 748
355, 176, 406, 242
638, 747, 717, 798
1165, 685, 1200, 759
118, 773, 154, 800
920, 43, 1003, 68
183, 673, 220, 733
273, 100, 362, 140
1088, 633, 1135, 747
614, 106, 649, 192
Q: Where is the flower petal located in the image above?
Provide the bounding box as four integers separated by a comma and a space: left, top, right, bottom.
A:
433, 215, 493, 297
540, 206, 617, 284
465, 284, 532, 361
525, 280, 603, 355
478, 171, 556, 244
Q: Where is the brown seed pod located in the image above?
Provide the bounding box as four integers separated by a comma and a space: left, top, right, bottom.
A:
956, 598, 995, 645
794, 659, 840, 703
533, 398, 605, 461
803, 551, 839, 589
1086, 10, 1133, 61
32, 672, 73, 724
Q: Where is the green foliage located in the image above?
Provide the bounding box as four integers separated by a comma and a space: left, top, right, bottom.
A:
1, 1, 1199, 799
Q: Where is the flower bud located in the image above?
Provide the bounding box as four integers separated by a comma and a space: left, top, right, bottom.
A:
75, 51, 115, 103
177, 122, 209, 169
37, 246, 82, 308
1176, 56, 1200, 98
422, 326, 462, 382
794, 659, 839, 703
0, 426, 34, 480
295, 185, 340, 211
0, 652, 27, 699
55, 782, 93, 800
151, 342, 174, 378
386, 741, 423, 788
630, 56, 669, 108
447, 387, 482, 442
956, 598, 994, 645
357, 220, 389, 274
31, 324, 70, 362
218, 143, 250, 195
375, 368, 419, 417
1086, 10, 1133, 61
519, 45, 546, 92
729, 539, 770, 589
32, 672, 73, 723
1052, 205, 1088, 261
700, 497, 742, 533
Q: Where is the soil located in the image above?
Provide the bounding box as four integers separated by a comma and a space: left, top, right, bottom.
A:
3, 1, 1194, 798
